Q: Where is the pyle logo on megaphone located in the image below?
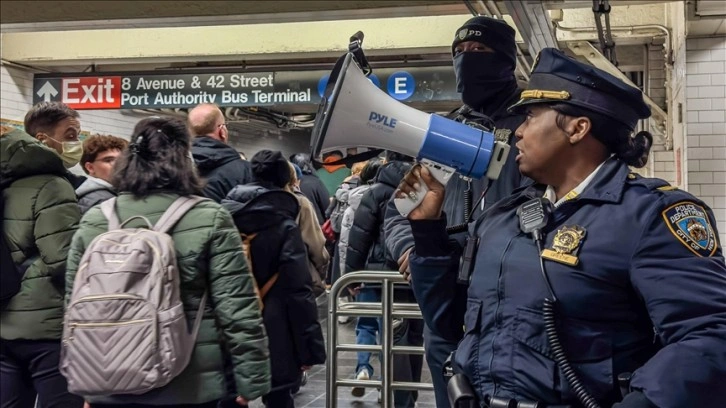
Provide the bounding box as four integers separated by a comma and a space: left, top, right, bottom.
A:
368, 111, 397, 130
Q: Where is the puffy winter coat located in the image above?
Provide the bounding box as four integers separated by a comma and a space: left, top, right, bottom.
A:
192, 136, 253, 202
75, 175, 115, 214
1, 128, 81, 340
65, 192, 271, 404
223, 184, 326, 388
338, 184, 371, 274
345, 161, 411, 273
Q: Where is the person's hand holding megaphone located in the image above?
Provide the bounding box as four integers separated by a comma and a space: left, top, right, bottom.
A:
396, 164, 446, 220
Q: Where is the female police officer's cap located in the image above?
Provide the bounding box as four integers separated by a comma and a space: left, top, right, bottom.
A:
451, 16, 517, 68
508, 48, 651, 131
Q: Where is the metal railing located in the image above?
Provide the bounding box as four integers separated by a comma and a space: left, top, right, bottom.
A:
326, 271, 434, 408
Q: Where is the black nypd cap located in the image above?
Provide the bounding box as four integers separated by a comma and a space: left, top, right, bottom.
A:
509, 48, 651, 131
451, 16, 517, 68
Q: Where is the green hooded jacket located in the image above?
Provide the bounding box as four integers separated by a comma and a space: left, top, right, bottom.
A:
66, 192, 271, 404
1, 128, 81, 340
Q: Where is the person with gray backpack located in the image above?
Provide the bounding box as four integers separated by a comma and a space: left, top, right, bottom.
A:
63, 117, 270, 408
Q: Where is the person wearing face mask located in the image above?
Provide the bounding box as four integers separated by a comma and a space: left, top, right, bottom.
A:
383, 16, 527, 408
1, 121, 83, 408
24, 101, 87, 189
397, 48, 726, 408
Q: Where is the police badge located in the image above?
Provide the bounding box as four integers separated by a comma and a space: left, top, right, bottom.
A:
541, 225, 586, 266
662, 201, 717, 257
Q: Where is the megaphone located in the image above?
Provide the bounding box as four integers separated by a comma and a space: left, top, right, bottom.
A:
311, 53, 510, 216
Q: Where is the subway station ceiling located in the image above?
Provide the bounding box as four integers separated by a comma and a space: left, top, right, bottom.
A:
1, 1, 462, 24
2, 0, 721, 142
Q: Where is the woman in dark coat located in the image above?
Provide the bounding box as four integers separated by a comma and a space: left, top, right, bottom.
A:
224, 150, 326, 408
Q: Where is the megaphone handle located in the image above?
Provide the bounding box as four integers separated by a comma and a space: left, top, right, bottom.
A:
394, 161, 454, 217
394, 180, 430, 218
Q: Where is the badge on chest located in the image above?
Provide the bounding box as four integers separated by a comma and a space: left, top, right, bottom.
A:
541, 225, 586, 266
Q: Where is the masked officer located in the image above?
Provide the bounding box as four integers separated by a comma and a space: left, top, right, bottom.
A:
398, 48, 726, 408
383, 16, 527, 407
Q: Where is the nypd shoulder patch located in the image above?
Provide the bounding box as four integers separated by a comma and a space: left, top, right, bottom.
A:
662, 201, 718, 257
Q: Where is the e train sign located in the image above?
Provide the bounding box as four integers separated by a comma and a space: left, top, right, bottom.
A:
33, 67, 458, 110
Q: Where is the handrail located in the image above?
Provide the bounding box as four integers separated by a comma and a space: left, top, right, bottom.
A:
326, 271, 434, 407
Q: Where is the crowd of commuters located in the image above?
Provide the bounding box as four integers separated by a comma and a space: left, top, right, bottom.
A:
1, 14, 725, 408
1, 102, 329, 408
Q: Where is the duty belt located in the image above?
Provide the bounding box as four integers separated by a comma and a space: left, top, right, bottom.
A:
484, 396, 573, 408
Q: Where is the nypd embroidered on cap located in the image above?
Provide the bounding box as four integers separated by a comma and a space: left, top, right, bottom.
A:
662, 201, 717, 257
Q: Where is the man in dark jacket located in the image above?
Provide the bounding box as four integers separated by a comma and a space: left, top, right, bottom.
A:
290, 153, 330, 225
223, 150, 326, 408
188, 103, 252, 202
383, 16, 527, 408
346, 154, 422, 408
76, 134, 128, 214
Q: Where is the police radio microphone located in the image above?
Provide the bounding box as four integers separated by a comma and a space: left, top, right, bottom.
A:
516, 198, 552, 248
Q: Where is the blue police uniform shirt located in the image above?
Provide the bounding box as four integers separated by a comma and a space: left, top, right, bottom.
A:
408, 157, 726, 408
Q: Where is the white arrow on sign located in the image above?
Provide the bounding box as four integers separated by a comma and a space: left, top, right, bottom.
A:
37, 81, 59, 102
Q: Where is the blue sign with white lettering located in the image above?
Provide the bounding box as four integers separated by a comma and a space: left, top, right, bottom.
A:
317, 75, 330, 98
387, 71, 415, 100
368, 74, 381, 88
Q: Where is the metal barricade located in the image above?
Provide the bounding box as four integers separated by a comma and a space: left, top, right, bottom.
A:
326, 271, 434, 408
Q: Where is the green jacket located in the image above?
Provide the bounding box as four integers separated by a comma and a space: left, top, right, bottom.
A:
316, 166, 351, 197
66, 192, 271, 404
1, 128, 80, 340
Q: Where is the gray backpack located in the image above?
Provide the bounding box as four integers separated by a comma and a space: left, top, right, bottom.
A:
61, 196, 208, 396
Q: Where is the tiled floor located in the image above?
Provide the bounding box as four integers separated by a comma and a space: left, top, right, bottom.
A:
250, 294, 436, 408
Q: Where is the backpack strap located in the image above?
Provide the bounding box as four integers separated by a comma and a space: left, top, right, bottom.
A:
241, 232, 257, 273
259, 273, 279, 300
100, 198, 121, 231
240, 232, 279, 311
153, 196, 207, 234
190, 292, 207, 338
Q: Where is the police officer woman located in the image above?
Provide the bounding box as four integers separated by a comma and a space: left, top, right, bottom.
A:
397, 48, 726, 408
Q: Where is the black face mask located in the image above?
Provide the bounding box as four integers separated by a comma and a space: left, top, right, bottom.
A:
453, 52, 517, 111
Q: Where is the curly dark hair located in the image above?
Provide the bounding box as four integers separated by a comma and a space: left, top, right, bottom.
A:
24, 101, 79, 137
80, 134, 129, 174
112, 117, 203, 197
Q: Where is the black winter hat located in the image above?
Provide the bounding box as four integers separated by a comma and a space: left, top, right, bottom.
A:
251, 149, 291, 188
451, 16, 517, 68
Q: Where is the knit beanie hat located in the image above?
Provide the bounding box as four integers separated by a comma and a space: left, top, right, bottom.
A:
451, 16, 517, 68
251, 149, 291, 188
